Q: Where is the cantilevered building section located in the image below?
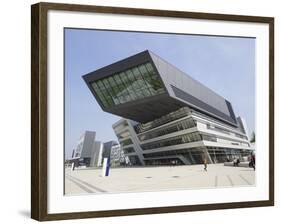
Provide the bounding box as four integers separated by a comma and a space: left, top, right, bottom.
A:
83, 50, 253, 166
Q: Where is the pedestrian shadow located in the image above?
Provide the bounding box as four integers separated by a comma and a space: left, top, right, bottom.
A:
18, 210, 30, 218
240, 169, 254, 171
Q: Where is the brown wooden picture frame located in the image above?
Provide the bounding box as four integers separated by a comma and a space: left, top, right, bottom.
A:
31, 2, 274, 221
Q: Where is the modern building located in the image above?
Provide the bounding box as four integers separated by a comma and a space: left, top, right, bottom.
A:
83, 50, 254, 166
70, 131, 104, 167
69, 132, 127, 168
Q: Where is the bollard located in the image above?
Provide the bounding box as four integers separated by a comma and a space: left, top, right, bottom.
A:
102, 158, 110, 177
71, 162, 75, 171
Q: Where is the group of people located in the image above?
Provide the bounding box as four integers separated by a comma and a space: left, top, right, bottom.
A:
233, 158, 240, 166
202, 153, 256, 171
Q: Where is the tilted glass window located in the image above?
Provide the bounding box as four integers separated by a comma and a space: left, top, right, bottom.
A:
138, 117, 197, 141
122, 147, 135, 154
92, 82, 109, 108
141, 131, 203, 150
120, 138, 133, 147
90, 62, 166, 108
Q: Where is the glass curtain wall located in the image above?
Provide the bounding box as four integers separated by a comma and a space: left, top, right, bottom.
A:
90, 62, 165, 108
141, 131, 203, 150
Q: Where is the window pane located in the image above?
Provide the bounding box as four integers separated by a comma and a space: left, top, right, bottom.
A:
96, 80, 105, 91
99, 79, 114, 105
118, 73, 132, 102
138, 66, 153, 96
107, 77, 120, 105
138, 65, 148, 77
92, 82, 110, 108
114, 75, 125, 92
132, 67, 141, 78
108, 77, 117, 87
126, 70, 135, 82
102, 79, 113, 95
119, 72, 129, 84
145, 62, 155, 73
125, 70, 143, 99
92, 82, 99, 92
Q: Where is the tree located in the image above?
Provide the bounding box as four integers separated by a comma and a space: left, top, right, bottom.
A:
250, 131, 255, 143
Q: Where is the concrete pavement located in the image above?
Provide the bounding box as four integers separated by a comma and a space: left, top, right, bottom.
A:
65, 164, 255, 195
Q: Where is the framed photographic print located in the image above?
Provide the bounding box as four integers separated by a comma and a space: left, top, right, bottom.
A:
31, 2, 274, 221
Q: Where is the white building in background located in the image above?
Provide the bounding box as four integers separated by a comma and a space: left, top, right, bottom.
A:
71, 131, 103, 167
70, 131, 127, 168
108, 141, 129, 167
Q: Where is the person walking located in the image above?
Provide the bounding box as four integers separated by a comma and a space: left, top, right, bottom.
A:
203, 158, 208, 171
233, 158, 237, 166
251, 153, 255, 171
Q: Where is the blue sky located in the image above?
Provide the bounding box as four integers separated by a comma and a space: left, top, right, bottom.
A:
65, 28, 255, 159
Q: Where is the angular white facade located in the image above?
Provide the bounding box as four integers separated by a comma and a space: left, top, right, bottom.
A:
113, 107, 253, 166
71, 131, 104, 167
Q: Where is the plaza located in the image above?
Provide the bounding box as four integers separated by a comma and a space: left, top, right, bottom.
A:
65, 164, 255, 195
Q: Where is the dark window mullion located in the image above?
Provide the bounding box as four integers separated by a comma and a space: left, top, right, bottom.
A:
102, 79, 116, 106
99, 79, 115, 106
145, 63, 164, 92
96, 81, 112, 107
112, 75, 126, 104
108, 77, 121, 105
92, 86, 109, 108
118, 72, 133, 102
137, 66, 153, 96
123, 72, 137, 100
119, 72, 134, 101
125, 70, 144, 99
127, 69, 141, 89
131, 68, 146, 98
145, 62, 155, 74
